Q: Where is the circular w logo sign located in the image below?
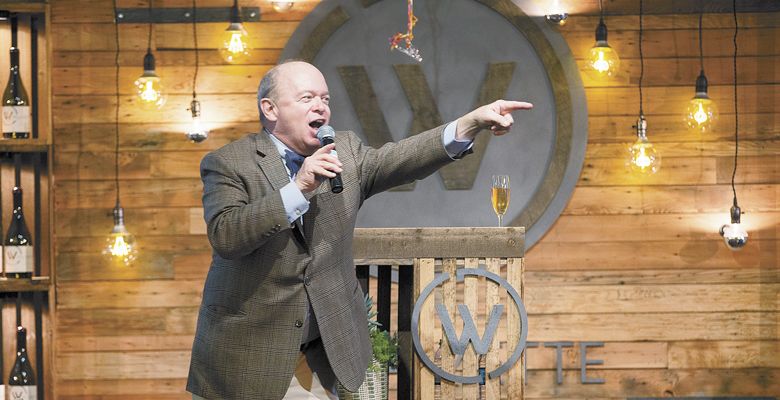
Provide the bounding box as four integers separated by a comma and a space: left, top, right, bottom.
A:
411, 268, 528, 384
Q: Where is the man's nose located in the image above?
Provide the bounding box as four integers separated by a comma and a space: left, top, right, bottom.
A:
311, 97, 326, 113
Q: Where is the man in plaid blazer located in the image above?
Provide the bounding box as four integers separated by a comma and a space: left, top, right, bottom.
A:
187, 61, 532, 399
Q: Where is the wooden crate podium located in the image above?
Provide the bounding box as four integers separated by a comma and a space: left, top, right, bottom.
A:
353, 227, 526, 400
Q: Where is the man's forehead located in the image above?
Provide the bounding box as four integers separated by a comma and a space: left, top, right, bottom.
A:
276, 64, 328, 94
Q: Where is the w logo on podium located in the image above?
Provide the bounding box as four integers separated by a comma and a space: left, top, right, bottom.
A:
412, 268, 528, 384
437, 303, 504, 359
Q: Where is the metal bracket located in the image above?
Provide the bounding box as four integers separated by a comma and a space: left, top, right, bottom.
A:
115, 7, 260, 24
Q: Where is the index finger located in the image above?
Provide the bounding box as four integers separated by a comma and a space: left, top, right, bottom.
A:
497, 100, 534, 113
313, 143, 336, 155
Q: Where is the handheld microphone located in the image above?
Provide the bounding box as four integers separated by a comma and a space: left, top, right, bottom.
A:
316, 125, 343, 193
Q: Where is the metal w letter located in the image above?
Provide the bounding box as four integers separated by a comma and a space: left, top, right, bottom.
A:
437, 304, 504, 357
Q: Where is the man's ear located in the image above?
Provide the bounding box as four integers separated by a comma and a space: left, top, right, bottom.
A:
260, 98, 278, 122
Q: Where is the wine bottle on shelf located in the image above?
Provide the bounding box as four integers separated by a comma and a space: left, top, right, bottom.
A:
2, 17, 31, 140
8, 326, 36, 400
4, 187, 33, 279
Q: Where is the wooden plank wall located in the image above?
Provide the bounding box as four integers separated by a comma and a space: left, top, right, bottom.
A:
48, 1, 779, 399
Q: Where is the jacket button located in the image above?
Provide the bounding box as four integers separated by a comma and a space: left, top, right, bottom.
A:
295, 320, 303, 328
304, 277, 311, 286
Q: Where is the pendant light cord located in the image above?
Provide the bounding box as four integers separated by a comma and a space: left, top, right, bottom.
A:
599, 0, 604, 23
638, 0, 644, 115
698, 1, 704, 72
192, 0, 199, 99
147, 0, 153, 52
113, 0, 121, 205
731, 0, 739, 207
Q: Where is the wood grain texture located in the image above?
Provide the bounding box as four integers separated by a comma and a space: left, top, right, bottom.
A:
352, 227, 524, 259
46, 3, 780, 399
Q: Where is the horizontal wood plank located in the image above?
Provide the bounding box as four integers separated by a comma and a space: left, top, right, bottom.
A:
562, 13, 780, 31
353, 227, 524, 258
56, 378, 188, 396
587, 113, 780, 143
57, 252, 176, 281
51, 0, 319, 23
564, 28, 780, 59
586, 140, 779, 159
53, 122, 254, 152
526, 239, 776, 270
54, 150, 207, 180
57, 235, 209, 253
525, 283, 779, 313
57, 307, 197, 336
525, 268, 780, 285
51, 21, 299, 51
563, 184, 778, 215
528, 312, 778, 341
54, 179, 202, 208
541, 212, 779, 243
55, 208, 199, 237
52, 65, 270, 95
58, 280, 203, 309
58, 334, 195, 352
54, 48, 282, 67
579, 56, 780, 88
524, 368, 780, 397
52, 94, 259, 124
668, 340, 780, 368
57, 350, 190, 380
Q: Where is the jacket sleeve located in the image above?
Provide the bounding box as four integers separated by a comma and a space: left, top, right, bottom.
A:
200, 151, 291, 260
347, 124, 455, 200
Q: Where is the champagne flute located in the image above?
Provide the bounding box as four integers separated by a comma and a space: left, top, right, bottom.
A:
491, 175, 510, 227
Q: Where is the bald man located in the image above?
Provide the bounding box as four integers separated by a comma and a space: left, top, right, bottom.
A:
187, 61, 533, 399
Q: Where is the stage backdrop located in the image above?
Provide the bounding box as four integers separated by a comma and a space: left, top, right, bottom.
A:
280, 0, 589, 248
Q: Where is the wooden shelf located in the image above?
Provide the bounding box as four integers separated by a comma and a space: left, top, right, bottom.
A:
0, 276, 50, 293
0, 1, 46, 14
0, 139, 49, 153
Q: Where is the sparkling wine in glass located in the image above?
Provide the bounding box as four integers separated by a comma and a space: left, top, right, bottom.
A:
491, 175, 510, 227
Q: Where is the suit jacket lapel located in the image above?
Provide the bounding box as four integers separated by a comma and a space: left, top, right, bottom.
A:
255, 133, 309, 248
255, 133, 291, 192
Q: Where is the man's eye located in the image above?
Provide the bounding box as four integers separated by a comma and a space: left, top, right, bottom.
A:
322, 97, 330, 104
301, 95, 313, 102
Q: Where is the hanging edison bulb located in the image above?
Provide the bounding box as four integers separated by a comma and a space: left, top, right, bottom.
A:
185, 99, 209, 143
627, 115, 661, 175
684, 71, 718, 133
271, 1, 294, 12
220, 0, 251, 64
134, 50, 166, 109
586, 18, 620, 79
103, 203, 138, 266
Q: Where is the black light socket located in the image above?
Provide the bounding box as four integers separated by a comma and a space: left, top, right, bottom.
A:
695, 70, 709, 95
730, 205, 741, 224
143, 50, 156, 72
595, 18, 608, 42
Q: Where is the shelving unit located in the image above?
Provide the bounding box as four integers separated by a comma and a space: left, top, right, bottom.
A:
0, 1, 53, 399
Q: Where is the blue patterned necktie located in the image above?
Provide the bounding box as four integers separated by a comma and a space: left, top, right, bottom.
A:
284, 149, 305, 178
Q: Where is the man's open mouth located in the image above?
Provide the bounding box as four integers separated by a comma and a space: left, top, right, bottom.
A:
309, 120, 325, 129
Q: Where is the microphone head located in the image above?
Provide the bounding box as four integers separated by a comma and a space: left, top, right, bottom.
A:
316, 125, 336, 144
